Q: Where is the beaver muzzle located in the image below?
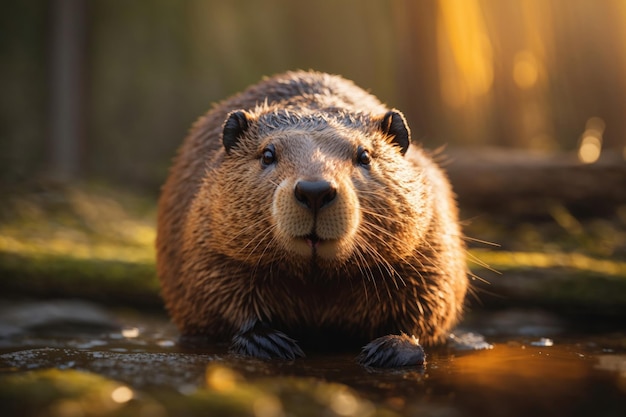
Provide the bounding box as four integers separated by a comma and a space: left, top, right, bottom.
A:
294, 180, 337, 213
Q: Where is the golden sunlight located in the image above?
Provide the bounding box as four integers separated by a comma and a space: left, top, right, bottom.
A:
437, 0, 493, 107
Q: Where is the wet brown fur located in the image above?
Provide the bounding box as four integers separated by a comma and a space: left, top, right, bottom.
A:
157, 71, 467, 347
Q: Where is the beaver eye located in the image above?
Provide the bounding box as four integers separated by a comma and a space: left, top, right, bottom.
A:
260, 144, 276, 167
357, 146, 371, 167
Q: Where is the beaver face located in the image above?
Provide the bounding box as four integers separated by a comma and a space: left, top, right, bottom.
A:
268, 129, 361, 261
213, 108, 430, 270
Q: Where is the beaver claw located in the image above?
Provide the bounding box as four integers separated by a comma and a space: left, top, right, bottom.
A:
357, 333, 425, 368
230, 320, 305, 360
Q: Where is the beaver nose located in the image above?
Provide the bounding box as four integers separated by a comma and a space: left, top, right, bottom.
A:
294, 180, 337, 212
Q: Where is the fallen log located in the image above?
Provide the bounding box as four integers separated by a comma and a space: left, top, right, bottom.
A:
444, 148, 626, 218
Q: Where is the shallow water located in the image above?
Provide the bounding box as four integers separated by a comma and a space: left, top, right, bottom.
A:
0, 300, 625, 416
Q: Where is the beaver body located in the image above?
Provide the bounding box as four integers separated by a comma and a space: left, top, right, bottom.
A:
157, 71, 467, 367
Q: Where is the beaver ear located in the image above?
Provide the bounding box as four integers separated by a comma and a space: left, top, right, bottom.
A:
377, 110, 411, 156
222, 110, 254, 154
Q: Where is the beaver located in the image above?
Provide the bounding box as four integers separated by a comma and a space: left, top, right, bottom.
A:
156, 70, 467, 367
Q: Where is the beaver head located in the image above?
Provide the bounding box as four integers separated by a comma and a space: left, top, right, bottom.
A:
198, 105, 434, 274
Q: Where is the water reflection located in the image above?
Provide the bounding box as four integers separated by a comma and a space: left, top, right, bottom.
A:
0, 300, 625, 417
432, 343, 625, 417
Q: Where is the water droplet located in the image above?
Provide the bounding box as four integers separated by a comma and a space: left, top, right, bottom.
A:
157, 340, 175, 348
122, 327, 140, 338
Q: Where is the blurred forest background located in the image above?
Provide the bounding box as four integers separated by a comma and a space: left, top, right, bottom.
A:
2, 0, 626, 190
2, 2, 626, 412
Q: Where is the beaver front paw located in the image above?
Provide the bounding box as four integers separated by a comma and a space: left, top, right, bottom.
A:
357, 333, 425, 368
229, 320, 305, 360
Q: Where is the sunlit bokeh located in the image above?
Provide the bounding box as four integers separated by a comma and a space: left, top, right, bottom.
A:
110, 385, 134, 403
205, 365, 240, 392
578, 136, 602, 164
578, 117, 605, 164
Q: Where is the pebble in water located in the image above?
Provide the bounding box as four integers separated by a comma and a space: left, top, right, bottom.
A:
530, 338, 554, 347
